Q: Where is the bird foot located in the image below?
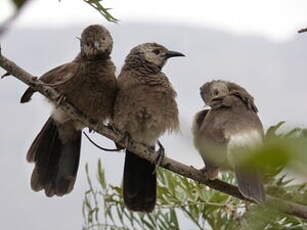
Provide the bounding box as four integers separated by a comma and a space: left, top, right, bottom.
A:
116, 132, 130, 150
56, 95, 66, 107
107, 123, 122, 135
94, 120, 106, 131
200, 167, 209, 180
153, 140, 165, 174
200, 166, 218, 180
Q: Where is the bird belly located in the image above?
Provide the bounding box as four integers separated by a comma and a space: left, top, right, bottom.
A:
227, 130, 262, 168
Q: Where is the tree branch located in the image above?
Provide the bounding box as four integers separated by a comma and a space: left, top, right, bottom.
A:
0, 48, 306, 220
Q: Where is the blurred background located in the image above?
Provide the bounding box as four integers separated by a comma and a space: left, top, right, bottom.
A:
1, 0, 307, 229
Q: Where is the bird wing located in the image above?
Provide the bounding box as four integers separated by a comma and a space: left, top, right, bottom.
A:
20, 60, 80, 103
193, 109, 229, 169
226, 81, 258, 112
39, 61, 80, 84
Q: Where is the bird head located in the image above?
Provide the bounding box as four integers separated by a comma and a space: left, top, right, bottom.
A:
200, 80, 229, 105
80, 24, 113, 59
125, 43, 185, 71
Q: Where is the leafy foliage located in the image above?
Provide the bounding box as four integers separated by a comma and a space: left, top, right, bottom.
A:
82, 123, 307, 230
82, 164, 307, 230
82, 0, 118, 22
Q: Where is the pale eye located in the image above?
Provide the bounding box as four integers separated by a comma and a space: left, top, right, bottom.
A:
153, 49, 160, 55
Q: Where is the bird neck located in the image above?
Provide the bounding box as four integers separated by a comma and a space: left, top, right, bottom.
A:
80, 51, 110, 62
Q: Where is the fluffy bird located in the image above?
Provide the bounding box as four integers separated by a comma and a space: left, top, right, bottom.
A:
193, 80, 265, 202
20, 24, 117, 197
113, 43, 184, 212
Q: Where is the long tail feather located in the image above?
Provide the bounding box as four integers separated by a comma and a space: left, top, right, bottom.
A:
28, 117, 81, 197
20, 87, 35, 103
123, 150, 156, 212
235, 167, 265, 203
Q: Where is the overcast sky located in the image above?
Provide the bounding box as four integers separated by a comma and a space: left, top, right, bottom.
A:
1, 1, 307, 229
1, 0, 307, 41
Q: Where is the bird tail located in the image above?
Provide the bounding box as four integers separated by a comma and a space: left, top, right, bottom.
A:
27, 116, 81, 197
123, 150, 156, 212
235, 166, 265, 203
20, 87, 35, 103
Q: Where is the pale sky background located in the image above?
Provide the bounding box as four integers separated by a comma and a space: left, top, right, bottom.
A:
1, 0, 307, 41
1, 1, 307, 230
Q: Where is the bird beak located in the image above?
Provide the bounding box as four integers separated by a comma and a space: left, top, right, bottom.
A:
94, 41, 100, 49
165, 50, 185, 59
208, 98, 220, 109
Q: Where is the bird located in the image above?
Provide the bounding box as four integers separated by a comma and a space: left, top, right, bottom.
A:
192, 80, 265, 202
112, 43, 184, 212
20, 24, 117, 197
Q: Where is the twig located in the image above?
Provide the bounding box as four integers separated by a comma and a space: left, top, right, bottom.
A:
0, 49, 307, 220
83, 131, 121, 152
83, 0, 118, 23
298, 28, 307, 33
0, 0, 31, 37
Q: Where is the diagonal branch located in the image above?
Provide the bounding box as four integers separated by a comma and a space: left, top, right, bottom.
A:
0, 48, 307, 220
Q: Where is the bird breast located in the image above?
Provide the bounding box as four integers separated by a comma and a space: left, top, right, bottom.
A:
114, 81, 179, 145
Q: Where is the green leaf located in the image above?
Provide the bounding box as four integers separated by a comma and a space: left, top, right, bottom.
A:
265, 121, 285, 139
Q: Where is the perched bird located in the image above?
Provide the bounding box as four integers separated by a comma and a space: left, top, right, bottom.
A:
113, 43, 184, 212
20, 24, 117, 197
193, 80, 265, 202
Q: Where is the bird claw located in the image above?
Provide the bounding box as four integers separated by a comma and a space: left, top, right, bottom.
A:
200, 166, 218, 180
108, 124, 121, 134
153, 140, 165, 174
116, 132, 129, 150
94, 120, 106, 132
56, 95, 66, 107
200, 167, 209, 179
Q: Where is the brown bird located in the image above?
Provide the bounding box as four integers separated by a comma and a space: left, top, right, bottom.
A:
113, 43, 184, 212
193, 80, 265, 202
20, 24, 117, 197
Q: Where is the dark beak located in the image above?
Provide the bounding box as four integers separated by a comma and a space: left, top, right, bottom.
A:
165, 50, 185, 59
208, 98, 220, 109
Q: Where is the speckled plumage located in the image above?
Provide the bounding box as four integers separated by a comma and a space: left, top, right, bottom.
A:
114, 69, 179, 145
21, 24, 117, 197
113, 43, 183, 212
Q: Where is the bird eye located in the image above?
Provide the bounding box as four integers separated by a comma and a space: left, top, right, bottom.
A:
213, 89, 219, 95
153, 49, 160, 55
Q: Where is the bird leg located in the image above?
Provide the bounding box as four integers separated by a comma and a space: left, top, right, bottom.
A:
116, 132, 130, 150
200, 166, 219, 180
153, 140, 165, 174
56, 95, 66, 108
